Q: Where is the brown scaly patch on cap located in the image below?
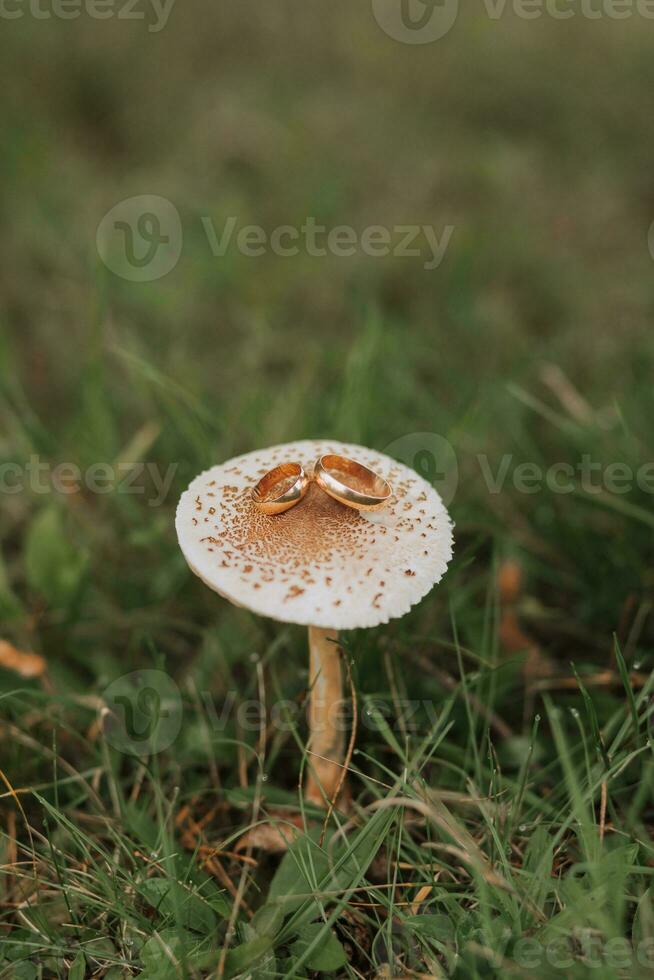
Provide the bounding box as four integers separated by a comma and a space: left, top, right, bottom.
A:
176, 440, 453, 629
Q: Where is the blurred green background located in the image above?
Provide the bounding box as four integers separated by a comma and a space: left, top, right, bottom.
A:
2, 4, 654, 976
1, 2, 653, 662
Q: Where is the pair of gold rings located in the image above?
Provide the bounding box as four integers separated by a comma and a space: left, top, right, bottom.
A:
251, 454, 393, 516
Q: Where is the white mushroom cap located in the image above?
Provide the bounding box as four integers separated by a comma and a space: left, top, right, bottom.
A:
175, 440, 453, 630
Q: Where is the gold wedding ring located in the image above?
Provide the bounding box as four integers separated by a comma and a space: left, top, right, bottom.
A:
251, 462, 310, 515
314, 454, 392, 512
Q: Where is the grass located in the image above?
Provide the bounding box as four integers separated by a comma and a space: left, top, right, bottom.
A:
2, 4, 654, 977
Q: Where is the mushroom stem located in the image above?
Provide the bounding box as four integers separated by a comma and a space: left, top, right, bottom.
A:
305, 626, 345, 806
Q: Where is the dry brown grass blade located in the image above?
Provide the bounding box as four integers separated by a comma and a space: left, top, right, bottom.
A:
361, 795, 546, 922
539, 362, 595, 426
410, 882, 435, 915
204, 856, 254, 915
421, 787, 503, 814
498, 560, 557, 704
1, 810, 18, 905
0, 768, 37, 880
532, 670, 649, 692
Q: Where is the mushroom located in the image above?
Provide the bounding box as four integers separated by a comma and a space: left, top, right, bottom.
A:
175, 440, 453, 806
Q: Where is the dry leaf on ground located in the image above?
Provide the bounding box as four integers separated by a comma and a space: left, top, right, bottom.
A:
0, 640, 46, 678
